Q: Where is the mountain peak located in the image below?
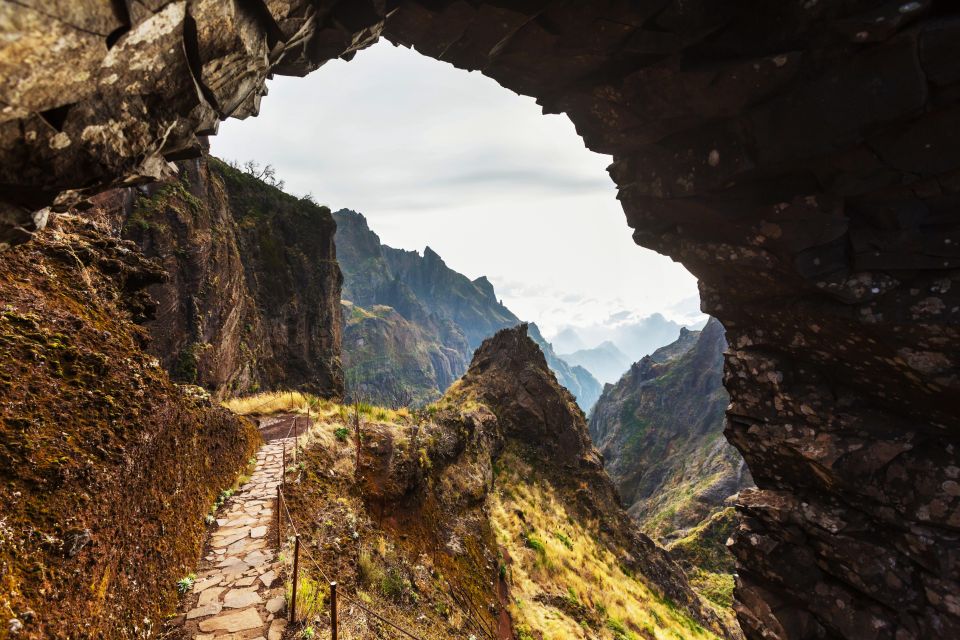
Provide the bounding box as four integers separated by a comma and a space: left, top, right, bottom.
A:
460, 324, 592, 464
471, 275, 497, 300
422, 245, 442, 262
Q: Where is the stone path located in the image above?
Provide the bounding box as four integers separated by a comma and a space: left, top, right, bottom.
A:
176, 438, 293, 640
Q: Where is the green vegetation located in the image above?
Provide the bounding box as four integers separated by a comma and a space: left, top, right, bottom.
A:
287, 574, 326, 624
491, 452, 720, 640
334, 427, 350, 442
176, 573, 196, 594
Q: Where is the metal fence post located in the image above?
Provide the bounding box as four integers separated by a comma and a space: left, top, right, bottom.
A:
290, 535, 301, 623
330, 581, 338, 640
276, 485, 282, 548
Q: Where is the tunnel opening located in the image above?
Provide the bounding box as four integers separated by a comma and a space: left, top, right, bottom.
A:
0, 2, 958, 639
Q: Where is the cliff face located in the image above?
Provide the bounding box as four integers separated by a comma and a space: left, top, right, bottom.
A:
590, 320, 750, 613
340, 301, 467, 405
333, 209, 602, 409
590, 319, 751, 541
0, 215, 259, 638
121, 156, 343, 399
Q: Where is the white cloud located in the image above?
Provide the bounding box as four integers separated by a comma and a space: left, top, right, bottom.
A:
211, 41, 701, 338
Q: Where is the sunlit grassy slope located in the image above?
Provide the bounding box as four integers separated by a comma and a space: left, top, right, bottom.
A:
491, 451, 721, 640
222, 390, 411, 423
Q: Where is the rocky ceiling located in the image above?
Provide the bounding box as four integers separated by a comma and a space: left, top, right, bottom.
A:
1, 1, 958, 638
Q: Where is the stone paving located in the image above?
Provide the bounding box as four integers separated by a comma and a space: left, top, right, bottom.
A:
176, 438, 294, 640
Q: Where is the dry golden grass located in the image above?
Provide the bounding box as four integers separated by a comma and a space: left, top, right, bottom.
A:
222, 390, 320, 415
491, 452, 721, 640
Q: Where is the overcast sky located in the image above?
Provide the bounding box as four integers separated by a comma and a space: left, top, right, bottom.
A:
211, 41, 702, 339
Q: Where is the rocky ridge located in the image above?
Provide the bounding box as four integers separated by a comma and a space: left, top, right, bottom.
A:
334, 209, 602, 409
590, 319, 751, 541
284, 324, 734, 639
590, 319, 752, 613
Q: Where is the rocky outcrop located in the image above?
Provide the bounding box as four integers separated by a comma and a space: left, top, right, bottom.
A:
342, 324, 732, 637
0, 214, 260, 638
527, 322, 603, 412
590, 319, 751, 541
2, 3, 960, 638
118, 155, 343, 399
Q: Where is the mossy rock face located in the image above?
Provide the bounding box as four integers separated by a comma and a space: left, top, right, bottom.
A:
0, 217, 260, 638
118, 155, 344, 401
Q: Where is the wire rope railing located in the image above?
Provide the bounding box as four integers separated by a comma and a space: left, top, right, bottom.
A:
272, 424, 470, 640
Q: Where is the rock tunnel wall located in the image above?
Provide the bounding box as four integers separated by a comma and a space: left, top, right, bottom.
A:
0, 1, 958, 638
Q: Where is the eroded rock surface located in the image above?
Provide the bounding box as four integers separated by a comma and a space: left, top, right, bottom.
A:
79, 154, 343, 400
1, 2, 960, 638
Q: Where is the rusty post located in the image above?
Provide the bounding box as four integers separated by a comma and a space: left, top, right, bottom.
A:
276, 485, 282, 548
290, 535, 301, 623
330, 581, 338, 640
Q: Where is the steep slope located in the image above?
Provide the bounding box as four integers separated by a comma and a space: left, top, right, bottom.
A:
560, 340, 633, 385
589, 320, 750, 613
380, 245, 519, 350
589, 319, 750, 542
120, 156, 343, 399
340, 301, 467, 405
333, 209, 602, 410
281, 325, 734, 640
0, 215, 259, 638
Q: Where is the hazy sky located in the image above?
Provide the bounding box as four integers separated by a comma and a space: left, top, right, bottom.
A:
212, 41, 702, 338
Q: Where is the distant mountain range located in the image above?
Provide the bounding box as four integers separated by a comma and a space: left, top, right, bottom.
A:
334, 209, 601, 409
549, 313, 706, 386
559, 340, 632, 385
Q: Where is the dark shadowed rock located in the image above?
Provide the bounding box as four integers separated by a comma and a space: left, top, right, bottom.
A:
1, 3, 959, 637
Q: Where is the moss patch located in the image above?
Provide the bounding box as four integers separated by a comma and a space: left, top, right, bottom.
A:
0, 219, 260, 638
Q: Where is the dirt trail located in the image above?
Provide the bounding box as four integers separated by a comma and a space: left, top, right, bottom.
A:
173, 437, 293, 640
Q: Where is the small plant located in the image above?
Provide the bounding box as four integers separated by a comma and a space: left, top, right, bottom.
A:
176, 573, 196, 594
358, 549, 384, 587
379, 566, 407, 601
554, 531, 574, 550
499, 562, 507, 580
301, 626, 315, 639
334, 427, 350, 442
287, 575, 326, 624
524, 533, 546, 555
606, 616, 631, 640
417, 447, 431, 470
